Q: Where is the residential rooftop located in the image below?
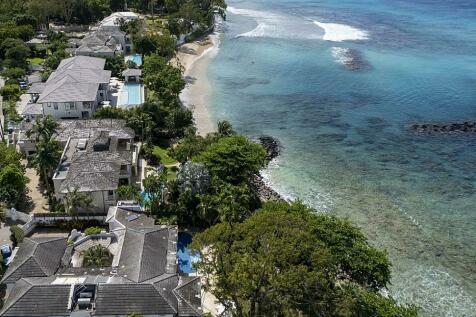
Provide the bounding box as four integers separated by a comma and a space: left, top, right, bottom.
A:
0, 204, 202, 316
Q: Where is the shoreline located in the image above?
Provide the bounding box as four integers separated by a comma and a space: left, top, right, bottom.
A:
176, 34, 219, 135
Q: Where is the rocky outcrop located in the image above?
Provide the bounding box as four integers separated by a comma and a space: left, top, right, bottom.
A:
251, 175, 284, 202
410, 121, 476, 134
250, 135, 285, 202
257, 135, 281, 162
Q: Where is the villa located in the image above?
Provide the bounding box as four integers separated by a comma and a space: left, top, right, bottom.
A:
17, 119, 140, 213
76, 28, 132, 57
75, 12, 139, 57
28, 56, 111, 119
0, 202, 202, 316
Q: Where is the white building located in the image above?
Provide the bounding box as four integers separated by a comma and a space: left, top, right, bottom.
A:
50, 120, 139, 213
28, 56, 111, 119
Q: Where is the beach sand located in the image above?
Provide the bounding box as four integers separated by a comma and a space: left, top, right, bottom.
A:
176, 35, 218, 135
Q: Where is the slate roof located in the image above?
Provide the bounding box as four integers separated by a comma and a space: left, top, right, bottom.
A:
37, 56, 110, 103
60, 151, 131, 193
57, 56, 106, 70
1, 237, 68, 284
21, 103, 43, 116
0, 212, 203, 316
175, 276, 203, 316
27, 82, 46, 94
0, 278, 70, 317
48, 68, 111, 85
37, 80, 99, 103
123, 68, 142, 77
55, 119, 134, 143
118, 227, 171, 282
94, 283, 176, 316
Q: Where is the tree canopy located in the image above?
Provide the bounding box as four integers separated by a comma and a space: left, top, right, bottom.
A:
0, 142, 28, 207
195, 135, 267, 184
191, 201, 417, 317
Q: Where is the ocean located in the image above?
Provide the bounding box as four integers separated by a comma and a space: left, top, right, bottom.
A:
206, 0, 476, 315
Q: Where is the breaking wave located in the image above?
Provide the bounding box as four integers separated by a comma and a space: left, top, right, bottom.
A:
228, 6, 323, 40
313, 20, 369, 42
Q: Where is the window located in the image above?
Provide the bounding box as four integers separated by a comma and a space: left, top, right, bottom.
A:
65, 103, 76, 111
82, 102, 91, 109
107, 190, 114, 200
53, 103, 58, 110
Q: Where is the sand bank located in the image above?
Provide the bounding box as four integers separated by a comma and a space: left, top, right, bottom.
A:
176, 35, 219, 135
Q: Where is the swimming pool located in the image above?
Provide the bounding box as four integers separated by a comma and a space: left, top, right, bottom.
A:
125, 83, 142, 105
117, 83, 143, 108
177, 232, 200, 274
125, 54, 142, 66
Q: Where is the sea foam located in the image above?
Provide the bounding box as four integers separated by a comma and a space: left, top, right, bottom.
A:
228, 6, 322, 40
313, 21, 369, 42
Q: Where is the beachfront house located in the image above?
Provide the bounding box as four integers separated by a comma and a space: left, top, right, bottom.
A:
50, 120, 140, 213
28, 56, 111, 119
75, 12, 138, 57
0, 202, 202, 316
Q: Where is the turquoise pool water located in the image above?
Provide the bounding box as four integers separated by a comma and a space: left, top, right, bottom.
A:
177, 232, 200, 274
125, 54, 143, 66
124, 83, 143, 105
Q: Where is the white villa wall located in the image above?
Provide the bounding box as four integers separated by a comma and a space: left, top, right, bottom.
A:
42, 101, 96, 119
90, 190, 117, 213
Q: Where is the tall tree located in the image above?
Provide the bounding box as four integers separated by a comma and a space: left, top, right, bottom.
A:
191, 201, 416, 317
27, 115, 59, 142
64, 187, 93, 218
31, 137, 62, 193
196, 135, 267, 185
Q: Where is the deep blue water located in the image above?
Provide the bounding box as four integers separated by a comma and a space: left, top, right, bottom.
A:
177, 232, 199, 274
207, 0, 476, 316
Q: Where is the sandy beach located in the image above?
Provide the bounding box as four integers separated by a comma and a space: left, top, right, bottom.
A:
176, 35, 219, 135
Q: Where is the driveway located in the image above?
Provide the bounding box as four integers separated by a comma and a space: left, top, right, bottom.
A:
0, 222, 12, 248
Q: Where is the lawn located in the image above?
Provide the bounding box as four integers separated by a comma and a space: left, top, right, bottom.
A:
27, 57, 45, 65
153, 145, 177, 166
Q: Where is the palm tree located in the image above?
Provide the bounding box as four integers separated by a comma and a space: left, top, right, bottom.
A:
82, 245, 112, 267
217, 120, 235, 137
27, 115, 59, 142
64, 187, 92, 219
31, 137, 62, 193
127, 110, 155, 141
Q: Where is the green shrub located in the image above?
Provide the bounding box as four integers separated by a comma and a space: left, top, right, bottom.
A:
10, 225, 24, 247
84, 226, 103, 236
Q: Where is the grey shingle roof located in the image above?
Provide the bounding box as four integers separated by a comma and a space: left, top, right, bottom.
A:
94, 283, 176, 316
37, 79, 99, 103
48, 68, 111, 85
27, 82, 46, 94
122, 68, 142, 77
21, 103, 43, 116
56, 119, 134, 143
60, 150, 132, 193
114, 207, 156, 229
58, 56, 106, 70
2, 237, 67, 284
175, 276, 203, 316
0, 279, 70, 317
37, 56, 110, 103
118, 228, 170, 283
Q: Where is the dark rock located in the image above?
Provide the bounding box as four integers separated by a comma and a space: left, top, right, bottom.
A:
257, 135, 281, 162
409, 121, 476, 135
250, 175, 285, 202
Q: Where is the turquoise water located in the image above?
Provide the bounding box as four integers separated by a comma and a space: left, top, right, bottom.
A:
125, 53, 143, 66
124, 83, 143, 105
177, 232, 200, 274
208, 1, 476, 316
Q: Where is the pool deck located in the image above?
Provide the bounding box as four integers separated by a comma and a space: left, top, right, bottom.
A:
110, 78, 144, 109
